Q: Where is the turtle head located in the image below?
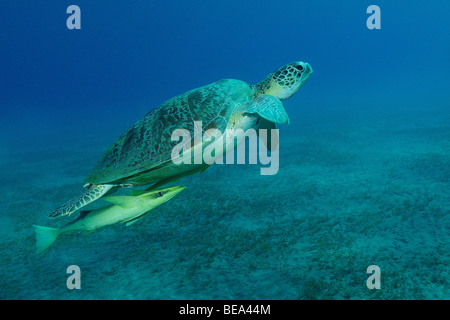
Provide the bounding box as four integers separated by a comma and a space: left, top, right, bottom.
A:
253, 61, 313, 100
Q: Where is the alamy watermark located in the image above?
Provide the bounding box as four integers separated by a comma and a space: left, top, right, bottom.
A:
171, 121, 280, 176
366, 265, 381, 289
66, 5, 81, 30
367, 5, 381, 30
66, 265, 81, 290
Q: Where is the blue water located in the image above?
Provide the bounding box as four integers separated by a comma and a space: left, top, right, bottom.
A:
1, 0, 449, 299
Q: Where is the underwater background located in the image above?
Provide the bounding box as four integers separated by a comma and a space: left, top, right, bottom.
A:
1, 0, 449, 299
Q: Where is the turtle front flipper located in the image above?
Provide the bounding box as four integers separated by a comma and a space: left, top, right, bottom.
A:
244, 94, 290, 125
49, 184, 116, 218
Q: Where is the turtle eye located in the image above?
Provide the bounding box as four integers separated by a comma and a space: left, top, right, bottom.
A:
158, 192, 163, 197
294, 64, 304, 72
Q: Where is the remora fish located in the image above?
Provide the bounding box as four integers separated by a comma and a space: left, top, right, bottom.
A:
33, 186, 186, 254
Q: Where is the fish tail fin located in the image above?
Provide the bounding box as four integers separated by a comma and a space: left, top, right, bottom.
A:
32, 225, 60, 254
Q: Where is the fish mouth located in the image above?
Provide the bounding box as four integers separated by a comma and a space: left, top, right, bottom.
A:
171, 186, 187, 195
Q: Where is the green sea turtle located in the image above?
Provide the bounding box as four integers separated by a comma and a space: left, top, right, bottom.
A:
50, 61, 313, 218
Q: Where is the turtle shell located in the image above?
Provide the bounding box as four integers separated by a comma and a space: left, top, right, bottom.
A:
85, 79, 253, 184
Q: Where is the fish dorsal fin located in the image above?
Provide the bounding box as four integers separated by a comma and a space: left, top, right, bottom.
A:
79, 210, 92, 218
144, 165, 207, 192
129, 190, 148, 196
65, 210, 93, 227
102, 196, 136, 209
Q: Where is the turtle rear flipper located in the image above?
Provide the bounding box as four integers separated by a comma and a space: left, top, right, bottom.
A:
49, 184, 115, 218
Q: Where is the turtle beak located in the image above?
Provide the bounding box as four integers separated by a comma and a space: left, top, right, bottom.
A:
296, 61, 312, 76
305, 63, 313, 75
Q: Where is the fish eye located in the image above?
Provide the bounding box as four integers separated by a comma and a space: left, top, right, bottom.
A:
158, 192, 163, 197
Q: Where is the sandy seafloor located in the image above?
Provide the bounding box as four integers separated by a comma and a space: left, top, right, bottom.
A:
0, 104, 449, 300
